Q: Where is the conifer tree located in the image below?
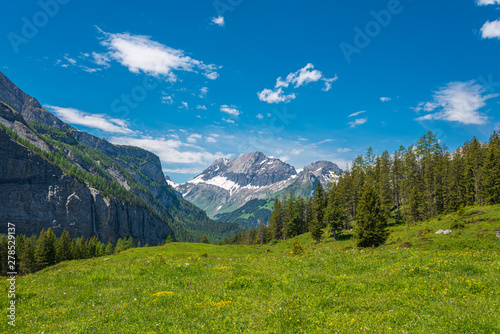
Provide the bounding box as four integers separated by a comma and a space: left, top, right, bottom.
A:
19, 236, 37, 274
325, 186, 346, 240
482, 132, 500, 204
310, 183, 325, 242
256, 220, 267, 244
268, 198, 283, 240
75, 236, 87, 258
56, 230, 72, 262
200, 235, 209, 243
353, 184, 388, 248
378, 150, 393, 216
105, 240, 114, 255
35, 228, 57, 270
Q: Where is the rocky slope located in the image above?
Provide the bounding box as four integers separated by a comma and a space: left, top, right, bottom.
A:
0, 72, 243, 243
174, 152, 342, 227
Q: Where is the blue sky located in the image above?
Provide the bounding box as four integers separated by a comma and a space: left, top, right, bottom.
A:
2, 0, 500, 182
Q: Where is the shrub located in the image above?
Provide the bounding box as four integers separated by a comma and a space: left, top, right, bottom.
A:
291, 237, 304, 255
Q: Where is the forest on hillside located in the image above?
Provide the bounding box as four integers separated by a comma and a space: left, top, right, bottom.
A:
224, 131, 500, 245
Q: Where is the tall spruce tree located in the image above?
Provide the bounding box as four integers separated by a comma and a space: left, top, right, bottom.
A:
19, 236, 37, 274
56, 230, 72, 262
35, 228, 57, 270
325, 186, 346, 240
268, 198, 283, 240
310, 183, 325, 242
482, 132, 500, 204
353, 184, 389, 248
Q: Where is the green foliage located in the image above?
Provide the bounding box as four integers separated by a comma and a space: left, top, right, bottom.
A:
200, 235, 209, 244
35, 228, 57, 270
291, 237, 304, 255
310, 183, 325, 242
56, 230, 72, 262
354, 184, 389, 248
105, 240, 115, 255
325, 186, 346, 240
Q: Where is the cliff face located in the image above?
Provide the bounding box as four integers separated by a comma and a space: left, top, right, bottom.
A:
0, 107, 171, 245
0, 72, 243, 243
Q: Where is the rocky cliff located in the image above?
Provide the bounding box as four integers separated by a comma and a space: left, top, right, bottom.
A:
0, 72, 243, 243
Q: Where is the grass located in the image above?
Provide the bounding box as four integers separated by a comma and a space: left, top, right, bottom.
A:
2, 205, 500, 333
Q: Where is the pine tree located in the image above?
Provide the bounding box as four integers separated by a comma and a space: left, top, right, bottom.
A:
105, 240, 114, 255
353, 184, 389, 248
35, 228, 57, 270
200, 235, 209, 243
166, 234, 173, 243
75, 236, 87, 258
310, 183, 325, 242
325, 186, 346, 240
56, 230, 72, 262
409, 186, 424, 222
268, 198, 283, 240
378, 150, 393, 216
482, 132, 500, 204
125, 236, 134, 250
19, 235, 37, 274
256, 220, 267, 244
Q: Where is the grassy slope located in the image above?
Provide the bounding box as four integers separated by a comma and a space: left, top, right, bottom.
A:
2, 205, 499, 333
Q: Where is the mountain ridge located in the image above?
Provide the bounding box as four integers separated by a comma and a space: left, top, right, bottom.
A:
173, 151, 343, 227
0, 71, 244, 243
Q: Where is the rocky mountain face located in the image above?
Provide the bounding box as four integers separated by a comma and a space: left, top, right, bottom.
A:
174, 152, 342, 227
0, 72, 243, 243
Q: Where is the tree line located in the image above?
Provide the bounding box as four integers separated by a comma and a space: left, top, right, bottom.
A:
222, 131, 500, 247
0, 228, 149, 276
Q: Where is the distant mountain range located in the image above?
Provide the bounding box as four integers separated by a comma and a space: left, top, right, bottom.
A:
170, 152, 342, 228
0, 71, 243, 244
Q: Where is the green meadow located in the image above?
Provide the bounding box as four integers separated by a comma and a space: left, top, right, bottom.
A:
2, 205, 500, 333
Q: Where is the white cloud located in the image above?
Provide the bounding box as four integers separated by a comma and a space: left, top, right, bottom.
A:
180, 101, 188, 109
220, 105, 240, 116
256, 113, 264, 119
481, 20, 500, 39
163, 167, 203, 174
45, 105, 133, 134
348, 110, 366, 118
476, 0, 500, 5
206, 137, 217, 143
258, 63, 337, 104
211, 16, 225, 26
162, 94, 174, 104
95, 27, 219, 81
187, 133, 202, 143
275, 63, 337, 90
348, 118, 368, 128
291, 149, 304, 155
222, 118, 235, 124
380, 97, 391, 102
279, 155, 290, 162
196, 105, 207, 110
92, 52, 110, 67
199, 87, 208, 98
414, 81, 494, 125
64, 55, 77, 65
337, 147, 352, 153
110, 136, 232, 164
257, 88, 296, 104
